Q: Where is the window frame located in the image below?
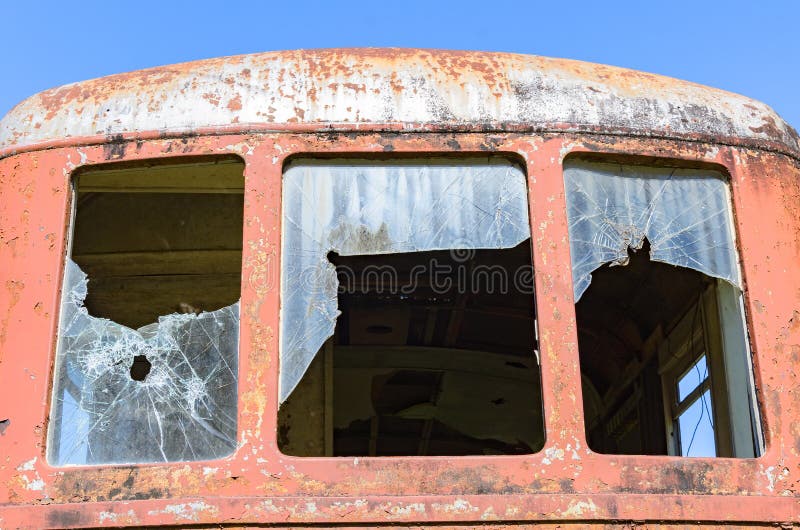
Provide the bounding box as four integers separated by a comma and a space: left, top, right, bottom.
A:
658, 286, 733, 457
276, 155, 545, 458
47, 155, 246, 466
2, 132, 786, 525
562, 155, 763, 460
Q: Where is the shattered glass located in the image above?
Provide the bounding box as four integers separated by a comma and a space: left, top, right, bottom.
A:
48, 260, 239, 465
280, 158, 531, 402
564, 161, 742, 301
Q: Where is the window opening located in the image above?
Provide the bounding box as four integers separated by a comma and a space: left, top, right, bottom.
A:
676, 384, 716, 458
565, 160, 762, 458
278, 158, 544, 456
47, 156, 244, 465
673, 354, 717, 456
678, 355, 709, 403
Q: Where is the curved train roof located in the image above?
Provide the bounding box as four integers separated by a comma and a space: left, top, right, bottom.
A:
1, 48, 798, 156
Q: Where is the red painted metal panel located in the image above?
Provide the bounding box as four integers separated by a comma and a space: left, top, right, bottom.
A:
0, 131, 798, 527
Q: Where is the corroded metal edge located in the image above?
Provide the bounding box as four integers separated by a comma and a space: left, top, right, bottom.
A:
1, 48, 797, 158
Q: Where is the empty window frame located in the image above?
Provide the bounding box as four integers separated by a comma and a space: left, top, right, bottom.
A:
278, 157, 544, 456
564, 159, 763, 458
47, 156, 244, 465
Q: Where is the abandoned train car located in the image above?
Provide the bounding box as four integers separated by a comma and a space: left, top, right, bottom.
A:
0, 49, 799, 528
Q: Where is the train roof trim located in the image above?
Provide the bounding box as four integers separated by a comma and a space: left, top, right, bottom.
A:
1, 48, 798, 155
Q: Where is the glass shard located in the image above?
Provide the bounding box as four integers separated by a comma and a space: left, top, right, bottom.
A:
564, 161, 741, 301
49, 260, 239, 465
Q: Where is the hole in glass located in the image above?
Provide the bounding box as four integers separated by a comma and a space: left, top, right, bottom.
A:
129, 355, 152, 381
280, 243, 544, 456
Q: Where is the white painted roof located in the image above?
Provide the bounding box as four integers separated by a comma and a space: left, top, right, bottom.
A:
1, 49, 797, 155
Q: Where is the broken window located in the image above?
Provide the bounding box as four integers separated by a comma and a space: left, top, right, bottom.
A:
278, 158, 544, 456
47, 156, 244, 465
564, 159, 763, 457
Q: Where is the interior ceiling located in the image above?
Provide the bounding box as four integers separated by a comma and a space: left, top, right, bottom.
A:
330, 241, 536, 357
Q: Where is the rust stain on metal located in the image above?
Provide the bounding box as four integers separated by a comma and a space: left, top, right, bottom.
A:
0, 49, 799, 528
1, 49, 798, 159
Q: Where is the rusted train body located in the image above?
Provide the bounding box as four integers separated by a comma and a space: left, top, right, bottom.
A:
0, 49, 798, 528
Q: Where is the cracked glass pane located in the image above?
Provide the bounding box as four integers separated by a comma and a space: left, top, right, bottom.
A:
280, 158, 531, 403
48, 260, 239, 465
564, 160, 742, 301
47, 157, 243, 465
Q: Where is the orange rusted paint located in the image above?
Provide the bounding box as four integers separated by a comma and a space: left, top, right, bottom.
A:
1, 50, 799, 528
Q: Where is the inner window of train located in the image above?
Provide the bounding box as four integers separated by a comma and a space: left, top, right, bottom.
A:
564, 159, 764, 458
278, 158, 544, 456
47, 156, 244, 466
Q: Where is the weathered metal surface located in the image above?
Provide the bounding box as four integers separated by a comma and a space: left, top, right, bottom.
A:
1, 130, 799, 528
1, 50, 800, 528
0, 49, 798, 158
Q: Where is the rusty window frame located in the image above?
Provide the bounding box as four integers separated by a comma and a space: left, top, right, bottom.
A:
277, 155, 544, 457
46, 156, 245, 466
563, 157, 763, 459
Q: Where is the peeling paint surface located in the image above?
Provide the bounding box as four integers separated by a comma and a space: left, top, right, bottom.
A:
1, 49, 798, 157
149, 500, 219, 521
0, 49, 799, 528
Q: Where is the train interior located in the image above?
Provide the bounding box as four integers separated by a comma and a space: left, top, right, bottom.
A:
279, 242, 546, 456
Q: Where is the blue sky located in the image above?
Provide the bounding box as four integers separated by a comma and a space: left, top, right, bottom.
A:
2, 1, 798, 129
